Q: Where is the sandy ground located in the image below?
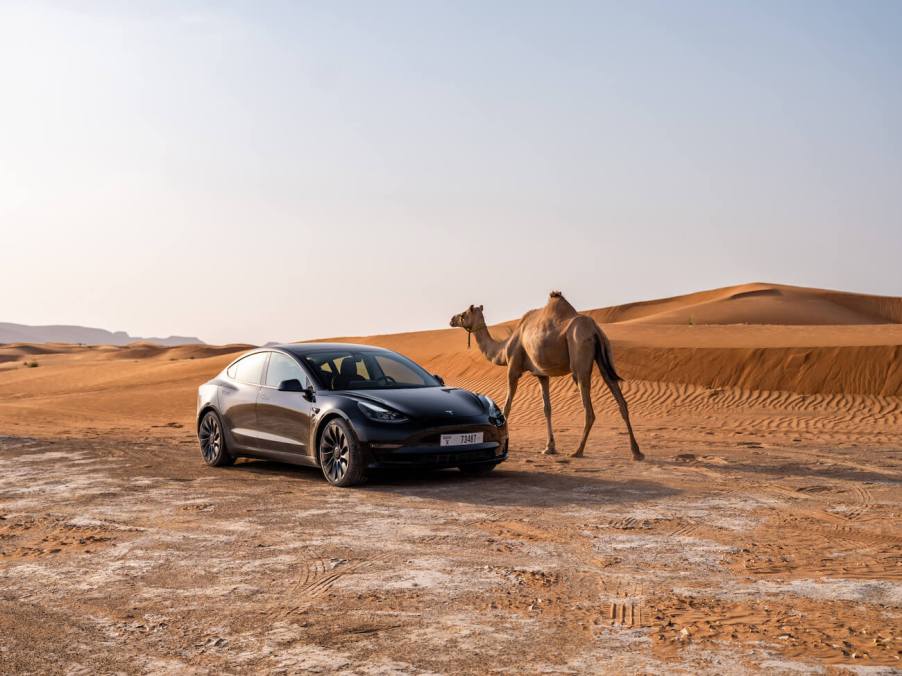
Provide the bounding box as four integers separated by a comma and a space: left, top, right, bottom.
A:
1, 283, 901, 674
2, 410, 901, 674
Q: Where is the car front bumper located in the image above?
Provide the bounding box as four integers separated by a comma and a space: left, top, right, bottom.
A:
359, 420, 508, 469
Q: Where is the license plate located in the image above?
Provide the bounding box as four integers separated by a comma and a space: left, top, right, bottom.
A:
440, 432, 484, 447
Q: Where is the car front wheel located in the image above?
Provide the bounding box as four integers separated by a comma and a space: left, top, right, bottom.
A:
319, 419, 366, 487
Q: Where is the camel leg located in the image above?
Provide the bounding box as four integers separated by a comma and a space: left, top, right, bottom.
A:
571, 372, 595, 457
502, 365, 522, 419
600, 372, 644, 461
537, 375, 556, 454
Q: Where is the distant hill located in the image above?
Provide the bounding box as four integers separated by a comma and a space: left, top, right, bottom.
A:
0, 322, 204, 346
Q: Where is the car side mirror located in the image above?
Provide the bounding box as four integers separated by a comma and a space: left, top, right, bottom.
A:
433, 374, 445, 386
278, 378, 304, 392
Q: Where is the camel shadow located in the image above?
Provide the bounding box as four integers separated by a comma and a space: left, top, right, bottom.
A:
231, 460, 680, 508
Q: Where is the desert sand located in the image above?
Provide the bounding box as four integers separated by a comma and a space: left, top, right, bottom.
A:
0, 283, 900, 673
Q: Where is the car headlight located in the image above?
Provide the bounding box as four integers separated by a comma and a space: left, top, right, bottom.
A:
357, 400, 408, 423
479, 395, 505, 424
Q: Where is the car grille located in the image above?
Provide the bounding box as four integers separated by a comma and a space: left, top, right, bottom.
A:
430, 449, 495, 464
376, 448, 496, 465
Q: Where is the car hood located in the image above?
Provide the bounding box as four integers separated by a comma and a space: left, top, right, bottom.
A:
339, 387, 487, 419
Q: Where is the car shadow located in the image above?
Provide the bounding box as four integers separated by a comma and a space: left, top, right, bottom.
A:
230, 460, 681, 508
367, 468, 681, 507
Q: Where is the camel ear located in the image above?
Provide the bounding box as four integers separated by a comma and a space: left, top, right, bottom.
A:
469, 304, 474, 311
478, 305, 483, 311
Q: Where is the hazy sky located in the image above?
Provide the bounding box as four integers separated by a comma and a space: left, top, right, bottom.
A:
2, 1, 900, 345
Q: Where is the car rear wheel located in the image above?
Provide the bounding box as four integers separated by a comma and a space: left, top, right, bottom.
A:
458, 462, 498, 476
319, 419, 366, 487
198, 410, 235, 467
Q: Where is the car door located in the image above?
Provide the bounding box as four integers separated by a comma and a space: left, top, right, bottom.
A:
256, 352, 315, 457
219, 351, 269, 451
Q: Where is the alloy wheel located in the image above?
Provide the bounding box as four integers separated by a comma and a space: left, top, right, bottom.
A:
199, 413, 222, 463
320, 422, 350, 482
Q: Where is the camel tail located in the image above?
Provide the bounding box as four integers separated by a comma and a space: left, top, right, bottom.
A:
594, 327, 622, 382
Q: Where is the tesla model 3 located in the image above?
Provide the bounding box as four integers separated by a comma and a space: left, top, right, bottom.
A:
196, 344, 508, 486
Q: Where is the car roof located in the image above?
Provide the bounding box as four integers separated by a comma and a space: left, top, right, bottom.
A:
272, 342, 393, 357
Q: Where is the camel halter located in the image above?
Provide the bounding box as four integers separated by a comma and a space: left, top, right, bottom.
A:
465, 323, 486, 349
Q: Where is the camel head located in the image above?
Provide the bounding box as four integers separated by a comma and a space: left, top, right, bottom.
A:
450, 304, 485, 331
450, 305, 486, 349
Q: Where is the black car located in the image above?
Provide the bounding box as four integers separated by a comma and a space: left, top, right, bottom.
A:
196, 344, 508, 486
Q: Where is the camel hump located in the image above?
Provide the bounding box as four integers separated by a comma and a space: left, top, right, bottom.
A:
545, 290, 578, 317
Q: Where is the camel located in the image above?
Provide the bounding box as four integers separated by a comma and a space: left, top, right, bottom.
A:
450, 292, 643, 460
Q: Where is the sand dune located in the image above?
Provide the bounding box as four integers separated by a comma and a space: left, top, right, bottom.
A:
588, 282, 902, 325
330, 284, 901, 397
96, 342, 254, 361
0, 343, 90, 357
0, 343, 248, 435
0, 283, 898, 436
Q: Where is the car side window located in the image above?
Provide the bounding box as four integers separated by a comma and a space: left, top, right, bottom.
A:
234, 352, 268, 385
264, 353, 306, 388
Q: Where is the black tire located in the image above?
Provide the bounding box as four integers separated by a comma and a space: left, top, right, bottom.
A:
198, 410, 235, 467
458, 462, 498, 476
319, 418, 367, 487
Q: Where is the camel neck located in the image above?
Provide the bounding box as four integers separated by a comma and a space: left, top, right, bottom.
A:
471, 324, 507, 365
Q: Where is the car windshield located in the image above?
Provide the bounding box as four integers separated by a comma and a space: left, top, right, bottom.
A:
303, 350, 439, 391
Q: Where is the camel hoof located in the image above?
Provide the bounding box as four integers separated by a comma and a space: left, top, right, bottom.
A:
542, 447, 557, 455
570, 451, 584, 458
632, 451, 645, 462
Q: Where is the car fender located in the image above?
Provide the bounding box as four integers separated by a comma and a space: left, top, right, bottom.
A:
196, 384, 230, 447
196, 383, 222, 425
309, 404, 366, 462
